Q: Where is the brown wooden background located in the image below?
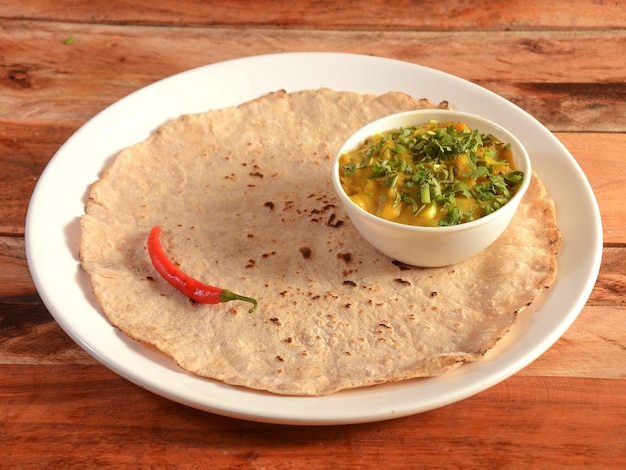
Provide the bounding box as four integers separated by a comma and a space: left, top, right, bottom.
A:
1, 1, 625, 468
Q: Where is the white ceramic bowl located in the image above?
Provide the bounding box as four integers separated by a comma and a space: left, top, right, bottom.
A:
332, 109, 532, 267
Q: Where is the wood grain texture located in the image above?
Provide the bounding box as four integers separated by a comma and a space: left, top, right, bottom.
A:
519, 305, 626, 379
2, 132, 623, 239
3, 0, 625, 30
0, 0, 624, 467
0, 236, 32, 297
2, 299, 624, 377
1, 236, 624, 375
0, 119, 77, 235
0, 366, 623, 468
2, 22, 624, 125
556, 133, 626, 246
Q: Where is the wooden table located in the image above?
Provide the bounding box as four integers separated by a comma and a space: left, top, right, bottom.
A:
2, 1, 624, 467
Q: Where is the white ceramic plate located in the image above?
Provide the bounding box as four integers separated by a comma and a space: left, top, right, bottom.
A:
26, 52, 602, 425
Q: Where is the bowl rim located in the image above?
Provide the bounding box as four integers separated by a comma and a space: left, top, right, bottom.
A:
332, 108, 533, 233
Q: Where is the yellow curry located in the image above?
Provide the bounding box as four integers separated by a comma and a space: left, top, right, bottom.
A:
338, 120, 524, 227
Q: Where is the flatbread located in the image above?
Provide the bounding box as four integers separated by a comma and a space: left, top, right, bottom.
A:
80, 88, 560, 396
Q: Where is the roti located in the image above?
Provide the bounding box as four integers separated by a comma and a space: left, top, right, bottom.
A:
80, 88, 560, 396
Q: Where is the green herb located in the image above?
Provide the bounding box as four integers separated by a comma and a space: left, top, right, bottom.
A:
440, 206, 475, 226
341, 120, 524, 226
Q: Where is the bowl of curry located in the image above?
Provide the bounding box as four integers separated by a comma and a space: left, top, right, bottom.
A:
332, 109, 532, 267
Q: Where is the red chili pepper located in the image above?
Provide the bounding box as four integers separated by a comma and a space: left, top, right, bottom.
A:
147, 226, 257, 313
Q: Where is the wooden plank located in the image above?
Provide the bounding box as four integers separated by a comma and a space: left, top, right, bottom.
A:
485, 81, 626, 133
0, 119, 77, 236
0, 367, 623, 467
1, 232, 623, 309
0, 237, 32, 297
1, 20, 624, 130
3, 0, 625, 30
2, 126, 623, 240
519, 305, 626, 379
593, 248, 626, 306
2, 243, 623, 377
2, 218, 623, 374
557, 133, 626, 245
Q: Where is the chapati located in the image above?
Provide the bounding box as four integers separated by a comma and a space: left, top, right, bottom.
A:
80, 89, 560, 395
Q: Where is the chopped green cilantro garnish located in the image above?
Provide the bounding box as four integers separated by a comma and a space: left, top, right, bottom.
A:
339, 120, 524, 226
